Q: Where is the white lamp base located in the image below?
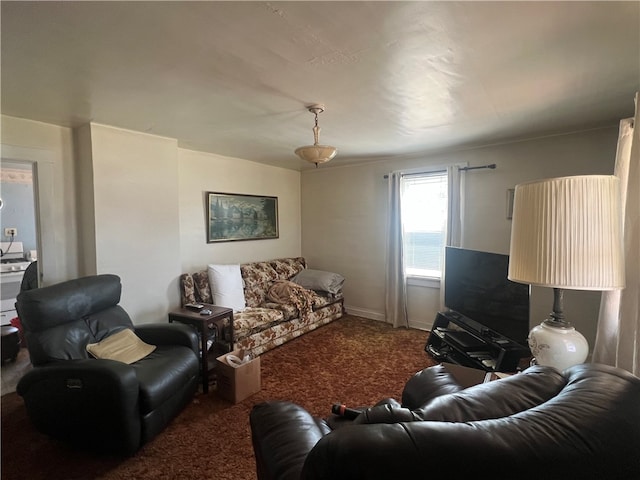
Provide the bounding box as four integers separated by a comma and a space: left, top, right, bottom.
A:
528, 321, 589, 371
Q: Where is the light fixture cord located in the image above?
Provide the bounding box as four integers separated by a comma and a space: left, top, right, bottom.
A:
312, 112, 320, 146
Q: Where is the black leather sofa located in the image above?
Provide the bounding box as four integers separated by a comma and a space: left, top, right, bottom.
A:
250, 363, 640, 480
16, 274, 200, 455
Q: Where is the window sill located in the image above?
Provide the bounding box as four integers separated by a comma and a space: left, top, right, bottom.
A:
406, 275, 441, 289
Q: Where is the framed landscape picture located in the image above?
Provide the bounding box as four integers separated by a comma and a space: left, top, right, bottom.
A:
206, 192, 279, 243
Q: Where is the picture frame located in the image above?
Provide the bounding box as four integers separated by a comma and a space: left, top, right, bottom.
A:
206, 192, 279, 243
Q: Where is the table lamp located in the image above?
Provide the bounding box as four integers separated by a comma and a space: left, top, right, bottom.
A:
508, 175, 625, 370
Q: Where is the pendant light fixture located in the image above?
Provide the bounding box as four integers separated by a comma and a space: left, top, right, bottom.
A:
294, 104, 337, 167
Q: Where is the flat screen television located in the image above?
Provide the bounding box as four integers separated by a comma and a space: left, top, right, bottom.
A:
444, 246, 530, 347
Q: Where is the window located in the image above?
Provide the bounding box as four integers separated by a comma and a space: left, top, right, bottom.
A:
401, 171, 448, 278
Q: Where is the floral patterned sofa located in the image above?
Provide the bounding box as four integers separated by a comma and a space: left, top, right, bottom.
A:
179, 257, 344, 356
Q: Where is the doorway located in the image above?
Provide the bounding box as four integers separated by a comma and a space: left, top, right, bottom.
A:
0, 159, 39, 324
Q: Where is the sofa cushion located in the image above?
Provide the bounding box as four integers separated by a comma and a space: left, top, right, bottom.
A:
241, 262, 279, 307
262, 302, 299, 321
179, 274, 197, 305
270, 257, 306, 280
234, 307, 285, 339
192, 270, 213, 304
416, 365, 567, 422
18, 274, 124, 331
131, 344, 199, 413
207, 264, 246, 312
251, 364, 640, 480
236, 300, 344, 356
354, 366, 567, 426
23, 305, 134, 366
401, 363, 463, 409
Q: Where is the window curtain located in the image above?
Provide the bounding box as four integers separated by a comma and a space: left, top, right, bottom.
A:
592, 92, 639, 375
385, 172, 408, 328
384, 166, 464, 327
446, 165, 464, 247
439, 164, 465, 310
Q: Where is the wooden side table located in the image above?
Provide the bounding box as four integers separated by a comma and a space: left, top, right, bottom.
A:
168, 305, 234, 393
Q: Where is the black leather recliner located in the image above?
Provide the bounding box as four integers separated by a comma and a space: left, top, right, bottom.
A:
16, 274, 200, 455
250, 363, 640, 480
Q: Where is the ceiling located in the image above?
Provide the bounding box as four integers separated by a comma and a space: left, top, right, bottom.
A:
2, 1, 639, 171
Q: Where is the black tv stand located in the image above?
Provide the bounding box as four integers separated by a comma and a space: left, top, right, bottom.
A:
425, 311, 530, 372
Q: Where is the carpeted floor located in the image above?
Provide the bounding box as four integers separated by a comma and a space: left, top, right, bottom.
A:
1, 315, 436, 480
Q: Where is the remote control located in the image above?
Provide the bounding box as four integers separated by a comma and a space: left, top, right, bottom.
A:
184, 303, 204, 310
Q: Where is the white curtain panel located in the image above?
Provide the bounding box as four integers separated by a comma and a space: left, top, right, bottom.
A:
593, 92, 640, 375
384, 172, 408, 328
446, 165, 464, 247
385, 166, 464, 327
439, 164, 464, 310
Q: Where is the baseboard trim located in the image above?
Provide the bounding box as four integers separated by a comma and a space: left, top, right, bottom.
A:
344, 305, 385, 322
344, 305, 433, 332
409, 319, 432, 332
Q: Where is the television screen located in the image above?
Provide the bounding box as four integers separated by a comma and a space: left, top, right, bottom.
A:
444, 247, 530, 346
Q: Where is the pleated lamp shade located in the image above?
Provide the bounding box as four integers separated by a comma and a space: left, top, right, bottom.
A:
508, 175, 625, 291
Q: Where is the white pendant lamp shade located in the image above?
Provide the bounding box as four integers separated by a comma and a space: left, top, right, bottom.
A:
508, 175, 625, 291
294, 144, 337, 165
295, 104, 337, 167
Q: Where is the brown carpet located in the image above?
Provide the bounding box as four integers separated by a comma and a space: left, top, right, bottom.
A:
1, 315, 436, 480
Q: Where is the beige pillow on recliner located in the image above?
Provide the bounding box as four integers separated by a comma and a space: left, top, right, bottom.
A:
86, 329, 156, 364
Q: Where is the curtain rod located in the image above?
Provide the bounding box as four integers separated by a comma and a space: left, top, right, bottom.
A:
384, 169, 445, 179
383, 163, 496, 179
459, 163, 496, 171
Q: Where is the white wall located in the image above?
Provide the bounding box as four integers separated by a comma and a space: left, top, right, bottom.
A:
1, 112, 620, 346
178, 149, 301, 273
83, 125, 301, 321
301, 126, 620, 349
2, 115, 301, 324
82, 123, 182, 324
74, 123, 97, 276
1, 115, 79, 285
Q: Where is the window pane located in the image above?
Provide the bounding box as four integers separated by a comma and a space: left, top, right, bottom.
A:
401, 173, 448, 277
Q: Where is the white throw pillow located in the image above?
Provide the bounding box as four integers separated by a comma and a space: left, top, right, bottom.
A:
207, 264, 246, 312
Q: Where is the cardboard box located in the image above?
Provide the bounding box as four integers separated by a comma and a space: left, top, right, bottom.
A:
216, 349, 261, 403
440, 362, 511, 388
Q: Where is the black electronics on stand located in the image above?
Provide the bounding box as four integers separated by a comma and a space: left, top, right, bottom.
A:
425, 310, 530, 372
